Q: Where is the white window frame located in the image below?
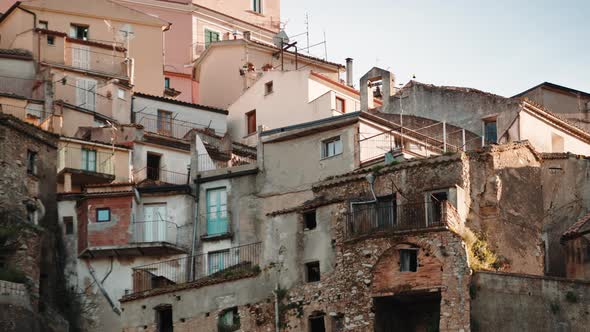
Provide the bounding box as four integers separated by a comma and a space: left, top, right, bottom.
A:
321, 136, 343, 159
253, 0, 263, 14
117, 88, 125, 100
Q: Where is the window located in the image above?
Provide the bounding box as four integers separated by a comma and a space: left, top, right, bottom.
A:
70, 24, 89, 40
205, 29, 220, 48
39, 21, 48, 29
246, 110, 256, 135
47, 35, 55, 45
336, 96, 346, 113
265, 81, 274, 95
376, 196, 396, 229
218, 307, 240, 332
96, 208, 111, 222
321, 136, 343, 158
76, 78, 96, 111
64, 216, 74, 235
483, 119, 497, 145
206, 188, 228, 236
27, 150, 37, 175
155, 306, 173, 332
208, 249, 229, 274
157, 109, 173, 135
117, 88, 125, 100
252, 0, 262, 14
81, 149, 97, 172
400, 249, 418, 272
164, 77, 170, 89
305, 261, 320, 282
308, 312, 326, 332
303, 210, 317, 230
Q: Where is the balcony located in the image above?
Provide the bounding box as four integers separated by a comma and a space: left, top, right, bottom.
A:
196, 153, 256, 173
80, 219, 187, 258
135, 114, 207, 141
133, 167, 189, 186
38, 30, 128, 78
57, 146, 115, 185
127, 242, 262, 297
345, 201, 450, 240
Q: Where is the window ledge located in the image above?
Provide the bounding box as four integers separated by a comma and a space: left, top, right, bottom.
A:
320, 153, 343, 161
246, 10, 265, 17
243, 131, 258, 139
201, 232, 233, 241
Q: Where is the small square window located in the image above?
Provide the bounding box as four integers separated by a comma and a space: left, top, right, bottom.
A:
321, 136, 342, 158
96, 208, 111, 222
218, 307, 240, 331
164, 77, 171, 89
117, 88, 125, 100
64, 216, 74, 235
70, 24, 89, 41
305, 261, 320, 282
27, 150, 37, 175
400, 249, 418, 272
47, 35, 55, 45
39, 21, 48, 30
303, 210, 317, 230
265, 81, 274, 95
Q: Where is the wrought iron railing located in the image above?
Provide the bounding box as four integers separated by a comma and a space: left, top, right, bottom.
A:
196, 154, 256, 172
57, 147, 115, 175
133, 167, 189, 185
135, 114, 210, 140
131, 220, 180, 245
345, 201, 448, 239
130, 242, 262, 295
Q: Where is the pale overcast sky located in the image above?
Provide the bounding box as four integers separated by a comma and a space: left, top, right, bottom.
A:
281, 0, 590, 97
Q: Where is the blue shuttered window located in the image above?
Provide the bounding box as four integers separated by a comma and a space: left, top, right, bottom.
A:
206, 188, 228, 235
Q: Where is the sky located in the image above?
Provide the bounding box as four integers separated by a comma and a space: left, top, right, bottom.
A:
281, 0, 590, 97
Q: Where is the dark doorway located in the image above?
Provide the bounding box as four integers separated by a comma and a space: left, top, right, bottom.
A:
374, 292, 441, 332
429, 191, 448, 225
309, 312, 326, 332
156, 305, 173, 332
147, 153, 161, 181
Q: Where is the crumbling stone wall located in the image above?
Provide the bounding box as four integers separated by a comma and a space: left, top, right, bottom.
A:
466, 144, 545, 275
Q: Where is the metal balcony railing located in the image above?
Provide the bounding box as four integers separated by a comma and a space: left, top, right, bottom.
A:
345, 201, 448, 239
57, 147, 115, 175
196, 154, 256, 172
135, 114, 210, 140
130, 220, 180, 246
130, 242, 262, 295
133, 167, 189, 185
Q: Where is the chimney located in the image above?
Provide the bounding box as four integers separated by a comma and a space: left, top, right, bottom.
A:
345, 58, 354, 87
243, 31, 251, 41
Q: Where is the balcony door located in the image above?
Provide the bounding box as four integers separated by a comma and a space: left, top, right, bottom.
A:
143, 204, 167, 242
206, 188, 228, 236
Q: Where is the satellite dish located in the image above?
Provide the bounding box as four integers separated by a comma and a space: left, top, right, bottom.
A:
273, 30, 289, 48
117, 24, 135, 43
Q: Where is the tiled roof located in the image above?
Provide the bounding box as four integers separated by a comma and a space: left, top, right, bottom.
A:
562, 212, 590, 242
133, 92, 228, 115
513, 82, 590, 99
0, 48, 33, 58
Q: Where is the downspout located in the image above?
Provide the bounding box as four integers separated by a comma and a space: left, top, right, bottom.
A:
19, 6, 38, 67
350, 173, 378, 211
84, 260, 121, 315
190, 174, 201, 280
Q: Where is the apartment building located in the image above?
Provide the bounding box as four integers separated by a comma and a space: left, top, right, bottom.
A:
114, 0, 281, 103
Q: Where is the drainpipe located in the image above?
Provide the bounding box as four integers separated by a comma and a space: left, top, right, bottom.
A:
189, 174, 201, 281
85, 260, 121, 315
274, 283, 280, 332
350, 173, 378, 211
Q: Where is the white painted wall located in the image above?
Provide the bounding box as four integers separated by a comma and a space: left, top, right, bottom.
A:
517, 110, 590, 155
133, 95, 227, 136
227, 70, 361, 144
132, 142, 191, 177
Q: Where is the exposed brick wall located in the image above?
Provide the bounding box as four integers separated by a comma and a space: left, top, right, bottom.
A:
79, 195, 133, 250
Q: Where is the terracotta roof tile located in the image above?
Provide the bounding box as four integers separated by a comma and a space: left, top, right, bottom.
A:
562, 212, 590, 242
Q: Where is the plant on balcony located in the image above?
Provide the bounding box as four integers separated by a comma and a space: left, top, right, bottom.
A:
242, 62, 255, 72
261, 63, 273, 72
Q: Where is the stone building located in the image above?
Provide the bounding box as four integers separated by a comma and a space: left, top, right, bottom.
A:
0, 113, 66, 331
